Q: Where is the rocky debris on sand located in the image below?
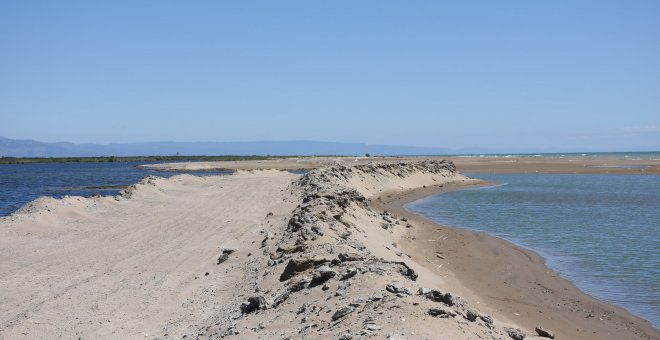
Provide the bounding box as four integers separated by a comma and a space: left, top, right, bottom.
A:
338, 332, 353, 340
340, 267, 358, 281
505, 328, 526, 340
271, 291, 290, 308
368, 294, 383, 302
270, 244, 306, 259
290, 276, 312, 292
308, 265, 336, 287
382, 261, 418, 281
240, 296, 267, 314
117, 176, 158, 199
337, 252, 365, 262
217, 249, 235, 264
192, 160, 528, 339
465, 309, 478, 322
386, 283, 411, 296
423, 289, 460, 307
332, 306, 355, 321
279, 258, 330, 281
535, 326, 555, 338
336, 280, 351, 296
428, 308, 457, 318
365, 324, 382, 331
418, 287, 432, 295
479, 314, 494, 325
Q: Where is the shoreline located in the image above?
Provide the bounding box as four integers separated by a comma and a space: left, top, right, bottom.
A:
371, 181, 660, 339
2, 159, 658, 339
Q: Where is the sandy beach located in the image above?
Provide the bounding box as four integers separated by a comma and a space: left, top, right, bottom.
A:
1, 159, 658, 339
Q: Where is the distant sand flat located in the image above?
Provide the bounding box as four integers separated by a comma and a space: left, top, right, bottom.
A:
1, 159, 658, 339
139, 155, 660, 175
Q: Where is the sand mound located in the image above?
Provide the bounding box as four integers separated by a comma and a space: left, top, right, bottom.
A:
194, 160, 528, 339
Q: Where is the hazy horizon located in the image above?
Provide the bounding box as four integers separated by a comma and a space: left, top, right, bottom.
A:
1, 136, 658, 158
1, 2, 659, 150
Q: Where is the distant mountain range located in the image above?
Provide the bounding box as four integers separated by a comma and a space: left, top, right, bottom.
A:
0, 136, 454, 157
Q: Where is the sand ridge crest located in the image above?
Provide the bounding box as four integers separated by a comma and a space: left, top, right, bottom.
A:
196, 160, 527, 339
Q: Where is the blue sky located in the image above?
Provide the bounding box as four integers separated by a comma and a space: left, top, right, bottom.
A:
1, 1, 659, 151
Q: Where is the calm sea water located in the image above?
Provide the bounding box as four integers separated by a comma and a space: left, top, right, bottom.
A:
0, 162, 230, 217
446, 151, 660, 159
408, 173, 660, 328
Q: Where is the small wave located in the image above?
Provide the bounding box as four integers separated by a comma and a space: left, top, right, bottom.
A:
466, 182, 508, 190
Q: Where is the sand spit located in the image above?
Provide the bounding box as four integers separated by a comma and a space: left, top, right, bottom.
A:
1, 160, 658, 339
138, 155, 660, 175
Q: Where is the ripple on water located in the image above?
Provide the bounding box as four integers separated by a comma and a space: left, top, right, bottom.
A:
408, 173, 660, 329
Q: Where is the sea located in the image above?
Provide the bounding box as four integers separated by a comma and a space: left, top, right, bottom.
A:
408, 172, 660, 329
444, 151, 660, 160
0, 162, 230, 217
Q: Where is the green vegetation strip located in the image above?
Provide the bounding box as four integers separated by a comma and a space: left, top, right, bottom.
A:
0, 156, 278, 164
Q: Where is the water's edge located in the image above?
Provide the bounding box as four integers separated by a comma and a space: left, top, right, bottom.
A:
405, 175, 659, 330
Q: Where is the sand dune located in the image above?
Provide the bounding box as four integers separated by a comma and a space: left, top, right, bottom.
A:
1, 160, 657, 339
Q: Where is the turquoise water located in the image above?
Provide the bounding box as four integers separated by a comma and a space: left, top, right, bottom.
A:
444, 151, 660, 159
408, 173, 660, 329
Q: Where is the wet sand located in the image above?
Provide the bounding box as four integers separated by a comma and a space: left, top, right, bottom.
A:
373, 183, 660, 339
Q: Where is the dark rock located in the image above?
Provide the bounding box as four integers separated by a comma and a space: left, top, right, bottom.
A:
217, 249, 235, 264
396, 262, 418, 281
340, 268, 358, 281
290, 277, 312, 292
479, 314, 493, 325
426, 290, 459, 306
505, 328, 526, 340
428, 308, 450, 317
296, 303, 308, 314
385, 283, 411, 295
465, 309, 478, 322
240, 296, 267, 314
272, 291, 290, 308
279, 258, 330, 281
331, 306, 355, 321
535, 326, 555, 339
309, 266, 336, 287
277, 245, 307, 255
337, 253, 365, 262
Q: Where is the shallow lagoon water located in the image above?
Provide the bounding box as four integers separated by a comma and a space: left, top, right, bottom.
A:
408, 173, 660, 329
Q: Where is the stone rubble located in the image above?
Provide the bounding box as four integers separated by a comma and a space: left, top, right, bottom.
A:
189, 160, 532, 339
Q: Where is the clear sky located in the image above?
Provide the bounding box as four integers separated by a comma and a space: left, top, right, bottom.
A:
1, 1, 659, 152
